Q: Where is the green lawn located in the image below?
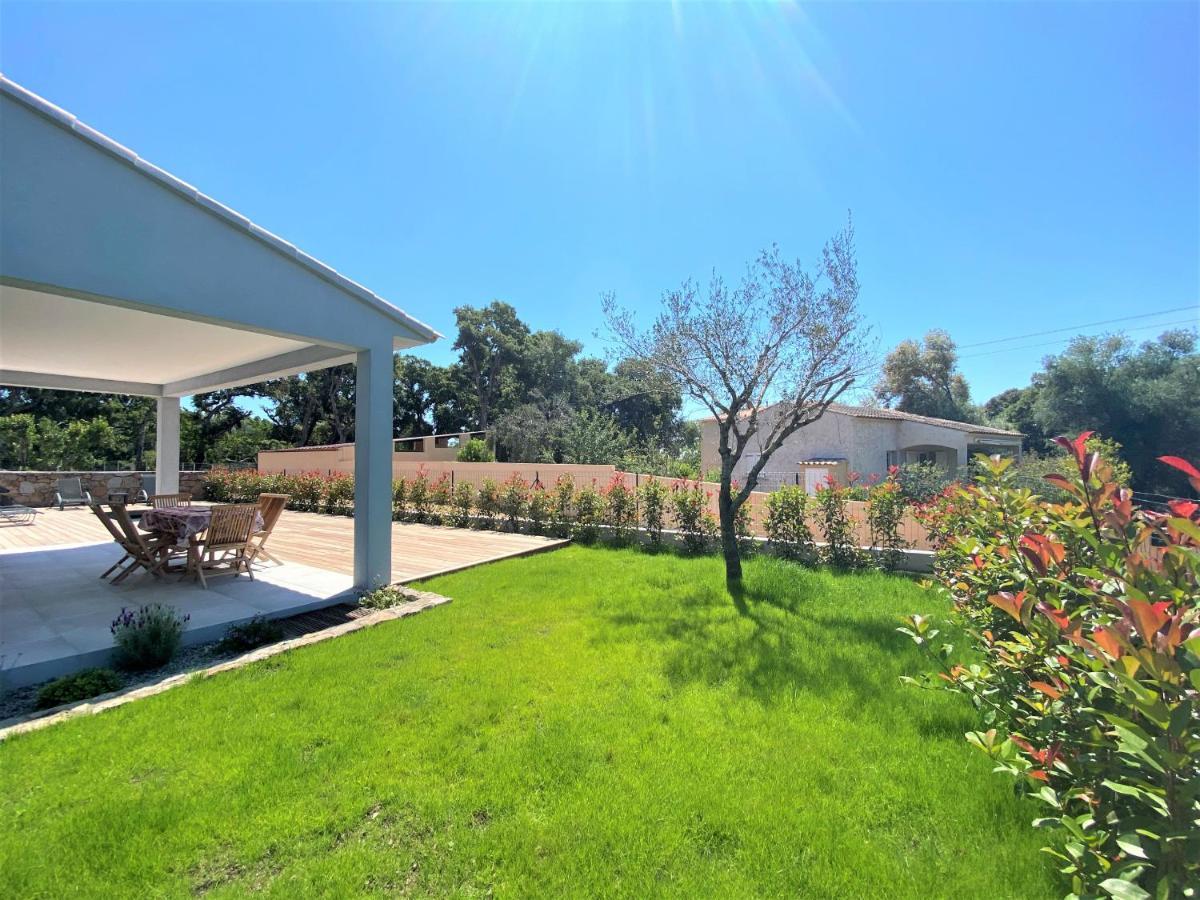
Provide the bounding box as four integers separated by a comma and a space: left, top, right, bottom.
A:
0, 547, 1056, 898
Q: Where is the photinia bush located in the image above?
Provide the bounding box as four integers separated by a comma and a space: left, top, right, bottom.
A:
602, 475, 637, 545
814, 478, 865, 570
764, 484, 816, 564
527, 483, 551, 535
671, 481, 716, 554
638, 477, 669, 547
551, 475, 575, 539
449, 481, 473, 528
499, 473, 531, 532
866, 468, 908, 572
573, 481, 604, 544
475, 478, 500, 529
900, 437, 1199, 898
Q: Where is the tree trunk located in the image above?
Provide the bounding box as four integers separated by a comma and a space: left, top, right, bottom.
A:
717, 469, 743, 583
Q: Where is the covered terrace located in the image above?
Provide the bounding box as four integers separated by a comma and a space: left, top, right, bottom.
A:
0, 77, 442, 686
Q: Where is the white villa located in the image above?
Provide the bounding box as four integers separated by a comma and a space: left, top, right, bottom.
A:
698, 403, 1023, 491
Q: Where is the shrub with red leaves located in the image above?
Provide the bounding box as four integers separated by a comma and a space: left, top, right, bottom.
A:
900, 436, 1199, 898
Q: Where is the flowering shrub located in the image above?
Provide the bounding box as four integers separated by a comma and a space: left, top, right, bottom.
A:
866, 470, 908, 571
602, 475, 637, 545
638, 477, 669, 547
551, 475, 575, 539
475, 478, 500, 529
671, 482, 716, 554
110, 604, 189, 670
573, 482, 604, 544
814, 479, 865, 570
900, 438, 1200, 897
499, 473, 531, 531
764, 484, 816, 563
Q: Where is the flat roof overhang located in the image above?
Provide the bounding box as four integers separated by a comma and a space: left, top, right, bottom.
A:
0, 280, 418, 398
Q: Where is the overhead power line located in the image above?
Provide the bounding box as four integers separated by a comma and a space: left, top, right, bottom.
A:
956, 305, 1197, 349
955, 316, 1200, 360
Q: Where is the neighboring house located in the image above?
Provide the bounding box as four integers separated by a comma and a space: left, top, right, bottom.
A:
258, 431, 489, 474
698, 403, 1022, 492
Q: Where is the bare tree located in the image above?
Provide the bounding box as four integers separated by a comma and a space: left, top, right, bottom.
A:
603, 219, 869, 584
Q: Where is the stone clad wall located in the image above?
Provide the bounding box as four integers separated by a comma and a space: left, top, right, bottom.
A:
0, 471, 208, 508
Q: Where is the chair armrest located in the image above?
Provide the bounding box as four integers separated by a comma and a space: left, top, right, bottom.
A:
83, 490, 93, 503
54, 492, 64, 504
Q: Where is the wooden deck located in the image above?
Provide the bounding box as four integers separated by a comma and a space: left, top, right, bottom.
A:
0, 507, 567, 583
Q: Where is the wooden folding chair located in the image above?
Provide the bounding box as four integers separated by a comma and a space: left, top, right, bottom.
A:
248, 493, 289, 566
105, 503, 175, 584
191, 504, 258, 589
148, 493, 191, 508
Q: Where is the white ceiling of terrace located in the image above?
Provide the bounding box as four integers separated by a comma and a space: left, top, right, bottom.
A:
0, 285, 317, 386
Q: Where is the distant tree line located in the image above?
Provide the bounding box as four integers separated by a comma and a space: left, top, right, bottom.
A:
873, 327, 1199, 496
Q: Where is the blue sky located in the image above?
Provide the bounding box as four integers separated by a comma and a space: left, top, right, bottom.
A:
2, 1, 1196, 406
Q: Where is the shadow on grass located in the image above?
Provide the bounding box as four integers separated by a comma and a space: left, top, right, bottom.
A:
592, 555, 933, 714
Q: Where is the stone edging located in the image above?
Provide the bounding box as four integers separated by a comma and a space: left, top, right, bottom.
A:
0, 589, 450, 741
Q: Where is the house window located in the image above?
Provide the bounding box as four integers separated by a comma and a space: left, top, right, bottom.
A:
886, 450, 899, 469
918, 451, 937, 465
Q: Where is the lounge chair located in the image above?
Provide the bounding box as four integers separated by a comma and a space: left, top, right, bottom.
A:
54, 477, 93, 510
191, 504, 258, 588
248, 493, 289, 566
135, 474, 155, 503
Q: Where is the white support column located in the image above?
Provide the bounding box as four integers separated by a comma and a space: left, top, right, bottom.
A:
155, 396, 181, 494
353, 344, 395, 589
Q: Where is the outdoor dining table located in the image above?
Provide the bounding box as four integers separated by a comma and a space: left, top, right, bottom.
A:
140, 505, 264, 549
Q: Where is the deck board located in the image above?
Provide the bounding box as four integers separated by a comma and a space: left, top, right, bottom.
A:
0, 507, 566, 583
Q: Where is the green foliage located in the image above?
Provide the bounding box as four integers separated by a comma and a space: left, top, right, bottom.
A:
866, 474, 908, 571
216, 616, 284, 654
358, 585, 418, 610
324, 473, 355, 516
893, 461, 953, 504
392, 477, 409, 519
985, 331, 1199, 495
1008, 434, 1133, 501
572, 482, 605, 544
637, 477, 670, 547
902, 441, 1200, 897
0, 414, 121, 470
407, 470, 432, 523
475, 478, 500, 529
35, 668, 123, 710
764, 485, 816, 563
600, 475, 637, 545
560, 409, 631, 465
498, 473, 531, 531
456, 438, 494, 462
671, 482, 716, 554
109, 604, 189, 671
874, 329, 977, 422
814, 481, 866, 570
449, 481, 474, 528
207, 418, 286, 466
526, 484, 551, 535
550, 475, 575, 539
